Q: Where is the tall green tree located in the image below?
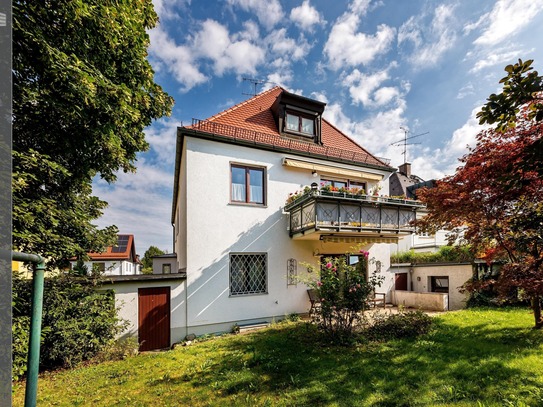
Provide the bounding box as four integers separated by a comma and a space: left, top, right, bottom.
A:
13, 1, 174, 267
477, 59, 543, 179
477, 59, 543, 130
142, 246, 165, 271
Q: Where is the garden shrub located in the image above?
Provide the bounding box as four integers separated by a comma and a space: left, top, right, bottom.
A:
12, 272, 127, 380
391, 245, 474, 264
306, 250, 383, 344
364, 310, 433, 341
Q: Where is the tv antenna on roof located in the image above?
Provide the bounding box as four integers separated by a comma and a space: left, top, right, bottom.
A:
390, 126, 428, 163
242, 77, 268, 97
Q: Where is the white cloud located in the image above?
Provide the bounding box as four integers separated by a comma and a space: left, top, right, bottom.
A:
445, 106, 485, 156
310, 91, 328, 104
344, 69, 389, 107
265, 70, 293, 89
322, 97, 409, 165
193, 19, 265, 76
407, 107, 489, 181
144, 117, 180, 165
411, 151, 448, 180
473, 0, 543, 46
324, 1, 395, 70
343, 64, 407, 109
148, 25, 208, 92
234, 20, 261, 42
226, 0, 284, 30
152, 0, 190, 21
322, 102, 355, 136
469, 47, 533, 73
456, 82, 474, 99
265, 29, 312, 61
398, 4, 458, 67
93, 158, 174, 253
290, 0, 326, 32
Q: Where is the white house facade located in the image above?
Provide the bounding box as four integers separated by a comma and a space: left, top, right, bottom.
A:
170, 88, 424, 337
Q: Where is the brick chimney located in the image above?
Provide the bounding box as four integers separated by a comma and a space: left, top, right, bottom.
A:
398, 162, 411, 177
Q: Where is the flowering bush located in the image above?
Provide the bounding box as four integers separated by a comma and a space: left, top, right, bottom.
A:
307, 249, 384, 344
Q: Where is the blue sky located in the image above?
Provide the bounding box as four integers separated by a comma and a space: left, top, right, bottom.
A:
93, 0, 543, 255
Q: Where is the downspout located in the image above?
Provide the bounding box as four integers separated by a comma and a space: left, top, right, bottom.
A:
185, 278, 189, 339
11, 251, 46, 407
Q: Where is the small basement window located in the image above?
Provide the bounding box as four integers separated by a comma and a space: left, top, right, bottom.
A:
430, 276, 449, 293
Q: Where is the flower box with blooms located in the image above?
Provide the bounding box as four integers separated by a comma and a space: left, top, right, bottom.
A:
285, 186, 311, 205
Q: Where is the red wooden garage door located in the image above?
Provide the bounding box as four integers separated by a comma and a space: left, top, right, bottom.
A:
138, 287, 171, 351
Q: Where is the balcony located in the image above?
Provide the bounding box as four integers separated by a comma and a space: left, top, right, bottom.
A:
284, 190, 425, 240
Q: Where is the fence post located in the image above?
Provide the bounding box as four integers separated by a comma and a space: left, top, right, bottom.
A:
16, 254, 46, 407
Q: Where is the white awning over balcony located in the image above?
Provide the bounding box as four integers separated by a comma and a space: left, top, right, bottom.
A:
282, 158, 383, 181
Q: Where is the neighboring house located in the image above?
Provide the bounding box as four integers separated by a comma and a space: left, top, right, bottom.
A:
166, 87, 424, 337
389, 163, 472, 310
390, 163, 448, 253
71, 234, 142, 276
151, 253, 178, 274
390, 262, 472, 311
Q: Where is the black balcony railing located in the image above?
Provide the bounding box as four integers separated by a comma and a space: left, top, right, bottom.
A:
284, 191, 424, 237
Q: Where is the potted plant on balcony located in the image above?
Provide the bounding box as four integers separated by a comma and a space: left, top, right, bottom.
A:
370, 185, 381, 201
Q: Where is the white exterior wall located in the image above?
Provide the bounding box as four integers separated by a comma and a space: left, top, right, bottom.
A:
178, 137, 395, 335
411, 263, 472, 310
104, 280, 187, 344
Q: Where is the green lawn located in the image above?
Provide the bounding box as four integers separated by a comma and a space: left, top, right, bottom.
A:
12, 308, 543, 406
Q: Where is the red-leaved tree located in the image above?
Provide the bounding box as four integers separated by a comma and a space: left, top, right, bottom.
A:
417, 96, 543, 328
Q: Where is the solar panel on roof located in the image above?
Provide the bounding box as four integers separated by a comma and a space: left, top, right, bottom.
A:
111, 235, 129, 253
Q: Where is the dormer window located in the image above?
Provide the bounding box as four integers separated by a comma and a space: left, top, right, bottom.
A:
271, 90, 326, 144
286, 112, 315, 136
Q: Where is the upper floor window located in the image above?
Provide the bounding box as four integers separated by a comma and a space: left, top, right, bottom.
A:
322, 179, 347, 189
271, 90, 325, 143
162, 263, 171, 274
231, 164, 265, 205
285, 112, 314, 136
322, 179, 366, 193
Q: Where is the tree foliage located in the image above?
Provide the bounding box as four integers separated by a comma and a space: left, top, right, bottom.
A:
13, 0, 174, 267
418, 68, 543, 327
12, 272, 127, 380
477, 59, 543, 131
142, 245, 165, 271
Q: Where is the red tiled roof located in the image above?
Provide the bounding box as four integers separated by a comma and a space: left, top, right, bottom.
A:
187, 86, 390, 168
87, 234, 137, 261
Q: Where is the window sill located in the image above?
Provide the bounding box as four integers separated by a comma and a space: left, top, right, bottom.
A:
283, 129, 315, 139
228, 202, 268, 208
229, 292, 268, 298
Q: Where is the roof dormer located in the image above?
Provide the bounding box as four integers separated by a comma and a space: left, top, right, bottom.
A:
271, 89, 326, 144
